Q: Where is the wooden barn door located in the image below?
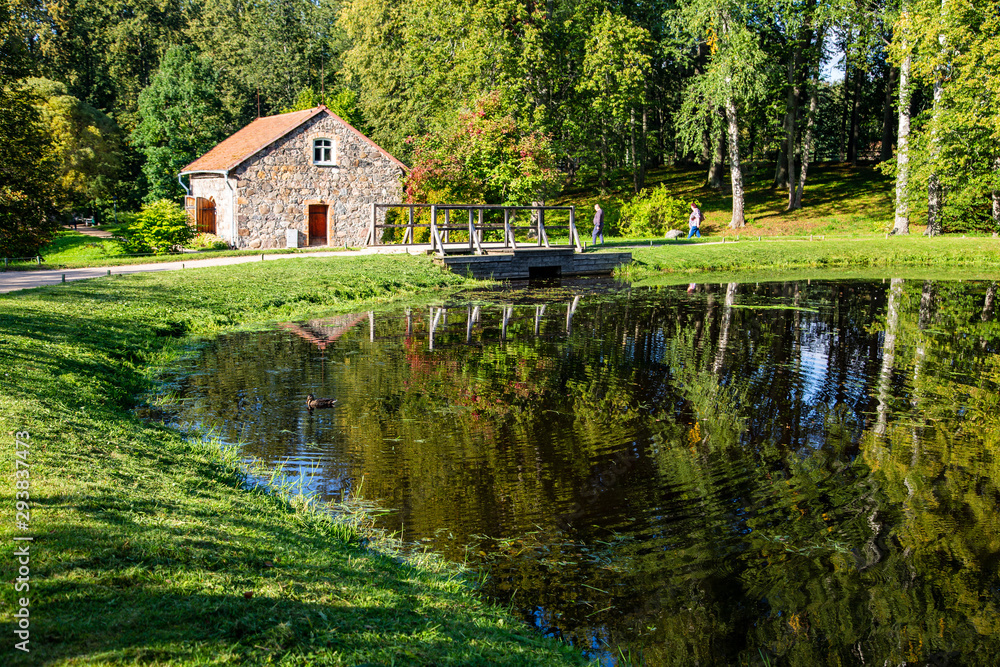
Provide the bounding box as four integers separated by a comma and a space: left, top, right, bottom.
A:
195, 197, 216, 234
308, 205, 328, 245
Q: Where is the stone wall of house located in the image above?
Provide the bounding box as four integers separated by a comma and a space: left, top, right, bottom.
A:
189, 174, 232, 242
232, 113, 404, 249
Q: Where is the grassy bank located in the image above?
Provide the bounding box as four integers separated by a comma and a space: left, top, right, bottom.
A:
555, 162, 902, 237
0, 255, 585, 666
5, 228, 349, 271
615, 235, 1000, 281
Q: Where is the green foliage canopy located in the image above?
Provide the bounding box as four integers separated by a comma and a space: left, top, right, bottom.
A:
25, 77, 124, 213
889, 0, 1000, 232
132, 45, 229, 202
0, 83, 58, 257
404, 91, 563, 206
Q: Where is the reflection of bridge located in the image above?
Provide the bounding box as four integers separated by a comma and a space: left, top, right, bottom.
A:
284, 300, 585, 352
420, 299, 584, 349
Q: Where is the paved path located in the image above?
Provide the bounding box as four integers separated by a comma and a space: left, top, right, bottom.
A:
0, 246, 427, 294
63, 225, 114, 239
0, 241, 622, 295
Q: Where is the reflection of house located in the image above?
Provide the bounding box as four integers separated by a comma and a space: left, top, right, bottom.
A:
280, 313, 368, 351
179, 106, 406, 249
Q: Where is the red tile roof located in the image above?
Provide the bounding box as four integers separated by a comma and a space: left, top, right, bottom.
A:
181, 106, 406, 174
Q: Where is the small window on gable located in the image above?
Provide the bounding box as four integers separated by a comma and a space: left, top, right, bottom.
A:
313, 138, 334, 165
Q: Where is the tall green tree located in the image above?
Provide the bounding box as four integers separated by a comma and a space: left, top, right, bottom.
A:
26, 78, 124, 213
0, 84, 58, 257
132, 45, 229, 202
35, 0, 185, 126
895, 0, 1000, 234
577, 10, 652, 191
680, 0, 766, 228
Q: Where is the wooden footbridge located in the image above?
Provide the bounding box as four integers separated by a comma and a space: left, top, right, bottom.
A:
365, 203, 631, 279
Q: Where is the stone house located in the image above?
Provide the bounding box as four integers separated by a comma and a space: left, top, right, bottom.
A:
179, 106, 406, 249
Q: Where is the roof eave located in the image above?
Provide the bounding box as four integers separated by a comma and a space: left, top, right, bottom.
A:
178, 168, 231, 177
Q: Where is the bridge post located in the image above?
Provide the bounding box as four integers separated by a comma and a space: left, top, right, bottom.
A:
430, 205, 440, 254
468, 208, 474, 252
569, 207, 582, 252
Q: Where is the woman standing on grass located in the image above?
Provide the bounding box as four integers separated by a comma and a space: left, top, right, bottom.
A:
687, 202, 703, 239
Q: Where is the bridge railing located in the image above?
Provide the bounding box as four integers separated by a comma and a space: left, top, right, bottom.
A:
367, 203, 583, 255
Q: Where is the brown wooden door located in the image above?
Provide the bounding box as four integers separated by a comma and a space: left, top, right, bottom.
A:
308, 205, 328, 244
196, 197, 216, 234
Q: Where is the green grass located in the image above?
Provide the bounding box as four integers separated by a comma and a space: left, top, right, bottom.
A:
0, 254, 586, 666
555, 162, 903, 237
615, 235, 1000, 282
5, 229, 352, 271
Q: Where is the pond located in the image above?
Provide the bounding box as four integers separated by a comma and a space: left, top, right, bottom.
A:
163, 277, 1000, 665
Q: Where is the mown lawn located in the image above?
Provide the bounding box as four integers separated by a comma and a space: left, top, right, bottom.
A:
613, 235, 1000, 281
0, 254, 586, 666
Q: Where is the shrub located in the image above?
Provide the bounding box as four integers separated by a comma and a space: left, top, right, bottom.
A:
619, 184, 690, 237
115, 199, 193, 254
187, 232, 229, 250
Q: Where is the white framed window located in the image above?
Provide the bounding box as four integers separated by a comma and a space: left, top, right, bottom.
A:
312, 138, 334, 165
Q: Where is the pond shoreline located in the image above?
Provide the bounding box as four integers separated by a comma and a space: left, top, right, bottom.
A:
3, 249, 997, 664
0, 255, 586, 666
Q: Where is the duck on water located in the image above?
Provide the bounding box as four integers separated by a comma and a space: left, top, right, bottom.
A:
306, 394, 338, 410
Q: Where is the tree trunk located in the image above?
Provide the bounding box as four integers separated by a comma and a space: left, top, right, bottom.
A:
892, 32, 912, 235
880, 66, 896, 163
841, 64, 850, 161
600, 128, 609, 189
774, 133, 789, 188
793, 72, 819, 209
847, 69, 861, 165
785, 47, 801, 210
927, 174, 942, 235
983, 282, 997, 323
926, 55, 945, 235
993, 158, 1000, 227
724, 96, 746, 228
631, 107, 645, 192
642, 103, 650, 168
713, 283, 739, 376
875, 278, 904, 436
708, 119, 725, 189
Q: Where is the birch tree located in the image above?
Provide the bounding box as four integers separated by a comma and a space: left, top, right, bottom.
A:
892, 0, 1000, 234
890, 0, 912, 235
681, 0, 765, 228
578, 10, 652, 191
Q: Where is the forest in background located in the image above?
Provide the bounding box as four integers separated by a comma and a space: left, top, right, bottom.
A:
1, 0, 998, 256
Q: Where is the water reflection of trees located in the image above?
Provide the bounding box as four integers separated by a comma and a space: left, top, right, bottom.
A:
170, 280, 1000, 665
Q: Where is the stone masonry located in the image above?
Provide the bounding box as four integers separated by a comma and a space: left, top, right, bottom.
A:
439, 249, 633, 280
190, 110, 405, 250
